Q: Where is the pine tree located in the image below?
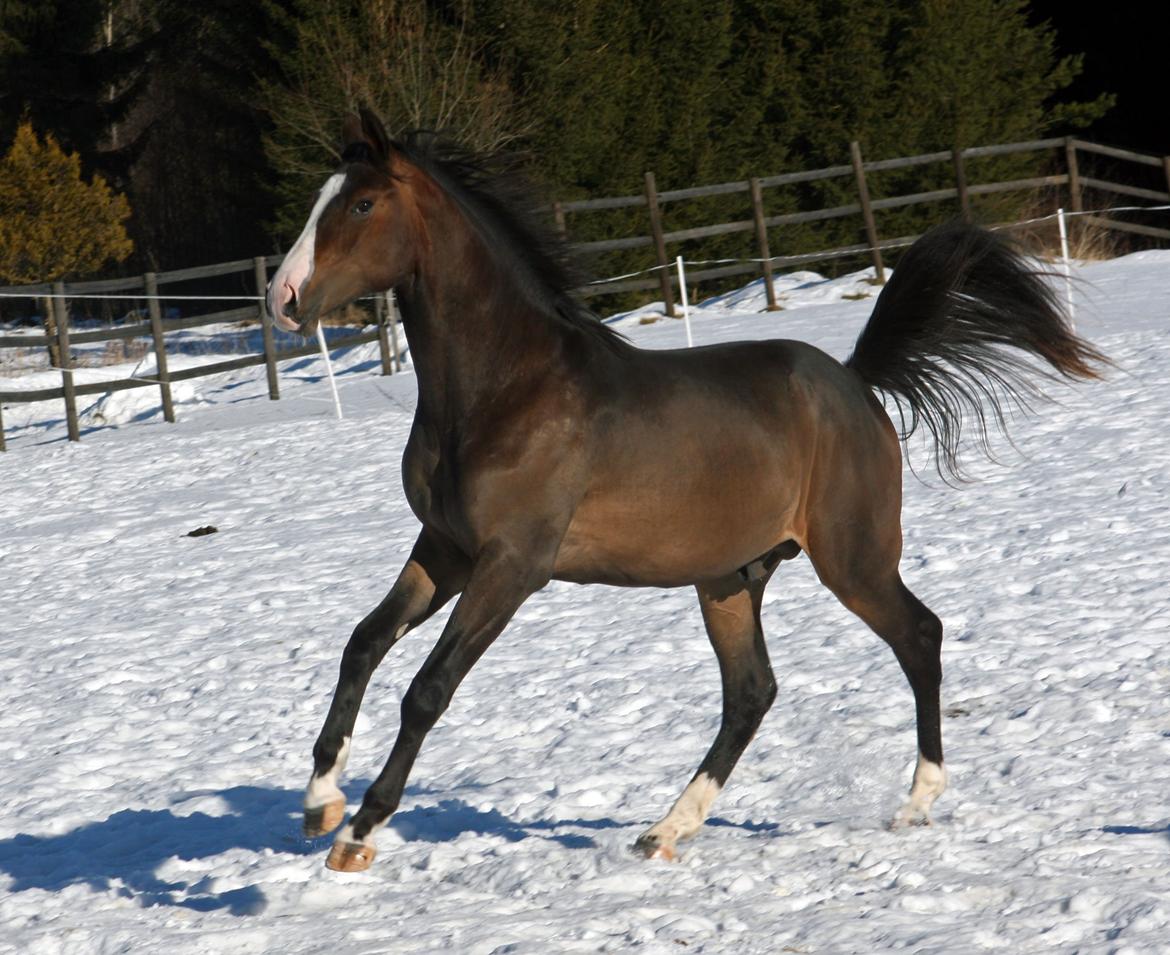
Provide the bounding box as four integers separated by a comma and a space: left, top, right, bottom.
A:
122, 0, 289, 267
0, 1, 151, 162
0, 122, 133, 284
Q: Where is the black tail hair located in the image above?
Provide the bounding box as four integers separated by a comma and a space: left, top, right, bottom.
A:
846, 220, 1105, 479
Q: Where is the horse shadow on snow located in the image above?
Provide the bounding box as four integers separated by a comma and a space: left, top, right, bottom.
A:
0, 781, 647, 915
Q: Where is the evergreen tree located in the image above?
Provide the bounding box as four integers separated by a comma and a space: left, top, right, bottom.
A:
122, 0, 289, 267
0, 122, 133, 284
0, 1, 151, 163
893, 0, 1111, 150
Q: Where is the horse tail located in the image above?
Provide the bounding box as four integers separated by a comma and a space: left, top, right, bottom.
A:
844, 219, 1106, 479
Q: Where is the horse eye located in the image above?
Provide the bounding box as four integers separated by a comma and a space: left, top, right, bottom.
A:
353, 198, 374, 216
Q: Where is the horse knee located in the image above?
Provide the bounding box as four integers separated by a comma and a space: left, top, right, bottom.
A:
402, 676, 448, 730
339, 621, 378, 675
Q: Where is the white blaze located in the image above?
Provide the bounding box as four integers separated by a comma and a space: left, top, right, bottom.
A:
268, 174, 346, 331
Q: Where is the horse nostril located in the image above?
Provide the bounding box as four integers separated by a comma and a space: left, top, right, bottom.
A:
282, 284, 298, 318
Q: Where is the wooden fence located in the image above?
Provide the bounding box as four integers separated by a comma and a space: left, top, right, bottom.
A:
0, 255, 403, 451
1, 135, 1167, 451
564, 136, 1170, 315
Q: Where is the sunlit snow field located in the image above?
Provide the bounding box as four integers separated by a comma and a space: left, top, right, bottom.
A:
1, 254, 1168, 953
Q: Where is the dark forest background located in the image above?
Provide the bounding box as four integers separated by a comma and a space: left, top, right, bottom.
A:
0, 0, 1135, 279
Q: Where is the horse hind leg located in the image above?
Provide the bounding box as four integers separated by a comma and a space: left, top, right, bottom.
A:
809, 539, 947, 827
635, 572, 777, 861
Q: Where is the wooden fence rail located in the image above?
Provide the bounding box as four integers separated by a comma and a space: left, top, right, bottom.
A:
2, 135, 1168, 450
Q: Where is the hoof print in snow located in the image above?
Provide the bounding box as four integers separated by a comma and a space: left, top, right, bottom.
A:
185, 525, 219, 538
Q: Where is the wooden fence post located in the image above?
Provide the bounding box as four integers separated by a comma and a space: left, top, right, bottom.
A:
952, 148, 971, 220
42, 293, 60, 368
749, 178, 779, 310
143, 272, 175, 422
1064, 137, 1083, 212
643, 172, 677, 317
254, 256, 280, 400
850, 141, 885, 284
53, 281, 80, 442
1162, 155, 1170, 199
0, 386, 6, 451
552, 201, 567, 239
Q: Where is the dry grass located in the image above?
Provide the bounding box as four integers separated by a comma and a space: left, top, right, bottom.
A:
1007, 190, 1130, 264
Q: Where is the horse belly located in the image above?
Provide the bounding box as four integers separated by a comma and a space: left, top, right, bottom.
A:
554, 443, 804, 587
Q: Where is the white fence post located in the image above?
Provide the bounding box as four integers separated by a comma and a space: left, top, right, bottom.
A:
315, 323, 344, 420
675, 256, 693, 348
1056, 207, 1076, 328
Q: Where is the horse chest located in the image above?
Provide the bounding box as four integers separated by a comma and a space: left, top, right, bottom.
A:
401, 423, 498, 550
402, 438, 459, 535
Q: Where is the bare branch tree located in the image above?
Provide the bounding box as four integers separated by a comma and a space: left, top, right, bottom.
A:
259, 0, 529, 237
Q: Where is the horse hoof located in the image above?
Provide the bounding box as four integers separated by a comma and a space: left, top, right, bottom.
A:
633, 834, 677, 862
890, 807, 932, 830
304, 799, 346, 838
325, 841, 376, 872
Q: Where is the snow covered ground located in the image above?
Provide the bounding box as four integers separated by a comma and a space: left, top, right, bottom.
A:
1, 253, 1168, 954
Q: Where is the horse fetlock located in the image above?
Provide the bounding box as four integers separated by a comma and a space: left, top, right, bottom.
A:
305, 736, 351, 836
311, 733, 352, 777
636, 772, 722, 859
891, 755, 947, 828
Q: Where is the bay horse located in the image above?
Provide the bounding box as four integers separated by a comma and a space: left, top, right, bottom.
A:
268, 110, 1102, 872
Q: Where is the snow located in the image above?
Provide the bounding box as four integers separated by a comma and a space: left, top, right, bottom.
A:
2, 253, 1169, 953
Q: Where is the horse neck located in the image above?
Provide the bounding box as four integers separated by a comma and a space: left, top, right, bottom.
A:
394, 188, 572, 419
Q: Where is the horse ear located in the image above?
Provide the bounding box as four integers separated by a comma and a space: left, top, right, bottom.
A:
358, 107, 391, 162
341, 108, 392, 163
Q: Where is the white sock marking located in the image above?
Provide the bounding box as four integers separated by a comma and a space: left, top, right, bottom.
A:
305, 735, 350, 811
334, 820, 378, 849
893, 753, 947, 827
640, 772, 722, 851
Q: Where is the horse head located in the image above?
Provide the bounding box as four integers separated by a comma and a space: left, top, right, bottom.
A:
268, 109, 417, 335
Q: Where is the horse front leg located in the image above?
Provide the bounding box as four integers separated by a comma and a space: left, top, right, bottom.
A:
304, 528, 469, 837
325, 536, 556, 871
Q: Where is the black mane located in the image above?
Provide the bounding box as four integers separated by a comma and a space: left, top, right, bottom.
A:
384, 132, 628, 352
